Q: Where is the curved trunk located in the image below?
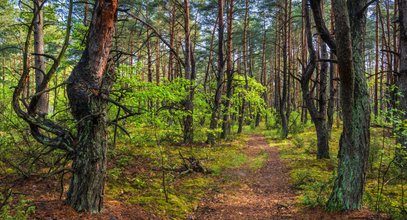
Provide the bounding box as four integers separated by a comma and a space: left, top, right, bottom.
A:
66, 0, 117, 212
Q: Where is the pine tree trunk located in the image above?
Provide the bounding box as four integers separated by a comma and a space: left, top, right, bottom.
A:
221, 0, 234, 139
280, 0, 290, 138
33, 0, 49, 116
238, 0, 249, 134
397, 0, 407, 155
326, 0, 370, 211
66, 0, 117, 212
207, 0, 225, 144
183, 0, 194, 144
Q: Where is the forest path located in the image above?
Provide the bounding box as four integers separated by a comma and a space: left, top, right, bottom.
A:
192, 134, 297, 219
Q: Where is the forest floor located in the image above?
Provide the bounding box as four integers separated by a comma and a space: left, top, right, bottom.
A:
190, 134, 379, 220
8, 133, 383, 219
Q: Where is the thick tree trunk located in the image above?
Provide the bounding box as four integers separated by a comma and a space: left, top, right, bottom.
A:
207, 0, 225, 145
326, 0, 370, 211
33, 0, 48, 116
66, 0, 117, 213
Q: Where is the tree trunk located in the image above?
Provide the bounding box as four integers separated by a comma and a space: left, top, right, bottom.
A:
207, 0, 225, 145
301, 2, 329, 159
221, 0, 234, 139
397, 0, 407, 154
280, 0, 290, 138
66, 0, 118, 212
374, 3, 380, 116
33, 0, 49, 116
183, 0, 194, 144
326, 0, 370, 211
238, 0, 249, 134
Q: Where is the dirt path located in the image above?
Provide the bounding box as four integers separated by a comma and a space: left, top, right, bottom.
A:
192, 134, 297, 219
192, 134, 379, 220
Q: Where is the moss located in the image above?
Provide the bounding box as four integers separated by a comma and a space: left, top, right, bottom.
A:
248, 150, 269, 170
105, 133, 251, 219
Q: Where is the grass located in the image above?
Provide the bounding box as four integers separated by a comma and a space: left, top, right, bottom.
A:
105, 128, 267, 219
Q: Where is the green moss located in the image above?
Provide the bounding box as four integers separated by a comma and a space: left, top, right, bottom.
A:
105, 133, 252, 219
248, 150, 269, 170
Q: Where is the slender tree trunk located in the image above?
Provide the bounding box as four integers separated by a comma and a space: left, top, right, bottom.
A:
221, 0, 234, 139
168, 1, 176, 81
207, 0, 225, 144
204, 17, 218, 93
183, 0, 194, 144
280, 0, 290, 138
156, 39, 160, 85
33, 0, 48, 116
238, 0, 249, 134
301, 2, 329, 159
374, 3, 380, 116
397, 0, 407, 154
66, 0, 118, 212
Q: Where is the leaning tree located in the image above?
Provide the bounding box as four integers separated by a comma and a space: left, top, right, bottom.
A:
13, 0, 118, 213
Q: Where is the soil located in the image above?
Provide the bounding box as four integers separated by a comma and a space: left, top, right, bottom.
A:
190, 134, 381, 220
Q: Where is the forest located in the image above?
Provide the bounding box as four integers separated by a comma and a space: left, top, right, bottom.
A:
0, 0, 406, 219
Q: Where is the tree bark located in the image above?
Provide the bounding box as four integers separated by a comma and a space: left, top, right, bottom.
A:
183, 0, 195, 144
238, 0, 249, 134
66, 0, 118, 212
301, 2, 329, 159
325, 0, 370, 211
280, 0, 290, 138
33, 0, 49, 116
207, 0, 225, 145
398, 0, 407, 154
221, 0, 234, 139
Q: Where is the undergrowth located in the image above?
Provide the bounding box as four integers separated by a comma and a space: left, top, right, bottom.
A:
260, 123, 407, 219
105, 126, 265, 219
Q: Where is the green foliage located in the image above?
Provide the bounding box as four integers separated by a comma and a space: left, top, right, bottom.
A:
292, 135, 305, 148
0, 193, 35, 220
